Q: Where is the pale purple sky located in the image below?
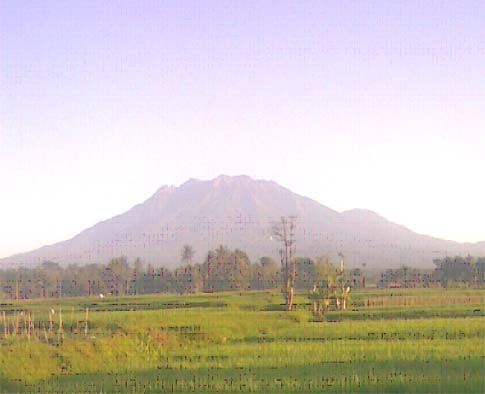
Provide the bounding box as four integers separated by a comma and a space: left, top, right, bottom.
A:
1, 1, 484, 258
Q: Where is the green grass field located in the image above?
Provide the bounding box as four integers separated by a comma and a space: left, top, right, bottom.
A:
1, 288, 484, 393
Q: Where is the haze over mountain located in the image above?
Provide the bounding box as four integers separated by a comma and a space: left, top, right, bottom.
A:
2, 175, 484, 269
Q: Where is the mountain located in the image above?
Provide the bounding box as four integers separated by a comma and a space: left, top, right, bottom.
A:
2, 175, 484, 269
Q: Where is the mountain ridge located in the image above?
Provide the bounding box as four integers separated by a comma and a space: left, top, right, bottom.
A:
2, 175, 483, 269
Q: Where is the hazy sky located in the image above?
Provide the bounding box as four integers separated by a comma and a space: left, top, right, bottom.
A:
1, 1, 484, 258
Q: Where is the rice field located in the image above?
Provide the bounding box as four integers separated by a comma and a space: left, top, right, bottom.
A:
0, 288, 484, 393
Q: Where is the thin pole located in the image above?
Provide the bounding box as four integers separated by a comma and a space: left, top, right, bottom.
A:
2, 311, 7, 338
84, 307, 89, 337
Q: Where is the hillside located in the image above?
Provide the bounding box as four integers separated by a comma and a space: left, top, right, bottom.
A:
2, 175, 483, 268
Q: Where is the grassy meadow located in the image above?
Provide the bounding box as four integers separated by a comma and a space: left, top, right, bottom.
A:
0, 288, 484, 393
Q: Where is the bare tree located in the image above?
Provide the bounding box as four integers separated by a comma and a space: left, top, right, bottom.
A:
272, 216, 297, 311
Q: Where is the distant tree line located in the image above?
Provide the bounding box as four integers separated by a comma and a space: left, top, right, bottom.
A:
1, 250, 483, 300
432, 256, 485, 288
378, 256, 485, 288
0, 245, 364, 300
378, 266, 433, 288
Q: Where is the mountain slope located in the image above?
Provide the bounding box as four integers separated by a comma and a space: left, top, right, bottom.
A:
2, 175, 483, 268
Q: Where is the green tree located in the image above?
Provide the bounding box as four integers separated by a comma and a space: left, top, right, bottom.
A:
181, 244, 195, 266
309, 257, 336, 319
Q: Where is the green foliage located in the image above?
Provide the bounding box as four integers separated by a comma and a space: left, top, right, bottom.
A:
201, 246, 252, 292
181, 244, 195, 265
2, 253, 485, 303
